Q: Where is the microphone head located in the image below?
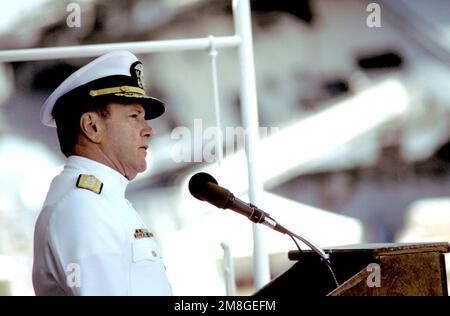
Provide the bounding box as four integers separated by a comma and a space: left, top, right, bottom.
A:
188, 172, 218, 201
188, 172, 232, 209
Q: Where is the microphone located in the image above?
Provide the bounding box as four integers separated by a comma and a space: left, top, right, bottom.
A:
188, 172, 288, 234
188, 172, 330, 261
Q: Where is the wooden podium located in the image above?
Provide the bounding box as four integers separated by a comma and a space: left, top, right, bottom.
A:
254, 242, 449, 296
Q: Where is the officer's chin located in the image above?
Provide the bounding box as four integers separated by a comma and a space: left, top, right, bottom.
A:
137, 161, 147, 174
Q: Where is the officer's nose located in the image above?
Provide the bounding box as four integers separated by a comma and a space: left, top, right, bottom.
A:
142, 122, 155, 139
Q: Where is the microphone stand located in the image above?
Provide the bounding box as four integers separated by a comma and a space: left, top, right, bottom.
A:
283, 227, 340, 288
246, 203, 340, 288
245, 202, 330, 261
266, 218, 332, 261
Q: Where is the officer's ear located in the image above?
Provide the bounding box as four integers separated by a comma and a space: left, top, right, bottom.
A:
79, 111, 105, 143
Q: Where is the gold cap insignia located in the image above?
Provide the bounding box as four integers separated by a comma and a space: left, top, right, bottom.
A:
76, 174, 103, 194
131, 61, 145, 89
134, 228, 154, 239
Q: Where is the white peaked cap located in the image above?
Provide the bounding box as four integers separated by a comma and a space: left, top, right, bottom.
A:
40, 50, 164, 127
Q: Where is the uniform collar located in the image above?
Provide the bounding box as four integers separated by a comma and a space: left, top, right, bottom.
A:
65, 155, 129, 197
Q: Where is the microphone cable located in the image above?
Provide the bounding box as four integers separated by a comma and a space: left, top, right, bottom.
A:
287, 232, 303, 255
287, 231, 340, 289
323, 256, 340, 289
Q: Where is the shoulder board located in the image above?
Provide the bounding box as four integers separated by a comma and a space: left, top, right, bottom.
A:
76, 174, 103, 194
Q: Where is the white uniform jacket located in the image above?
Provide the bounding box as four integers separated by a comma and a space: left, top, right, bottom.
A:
32, 155, 172, 296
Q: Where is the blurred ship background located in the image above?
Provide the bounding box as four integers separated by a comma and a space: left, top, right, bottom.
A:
1, 0, 450, 295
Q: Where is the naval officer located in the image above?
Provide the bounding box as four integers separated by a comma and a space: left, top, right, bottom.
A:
32, 50, 172, 296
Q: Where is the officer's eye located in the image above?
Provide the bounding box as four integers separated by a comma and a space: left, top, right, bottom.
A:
129, 109, 143, 119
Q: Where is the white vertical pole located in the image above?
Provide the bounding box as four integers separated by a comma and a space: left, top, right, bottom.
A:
232, 0, 270, 290
208, 35, 236, 296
